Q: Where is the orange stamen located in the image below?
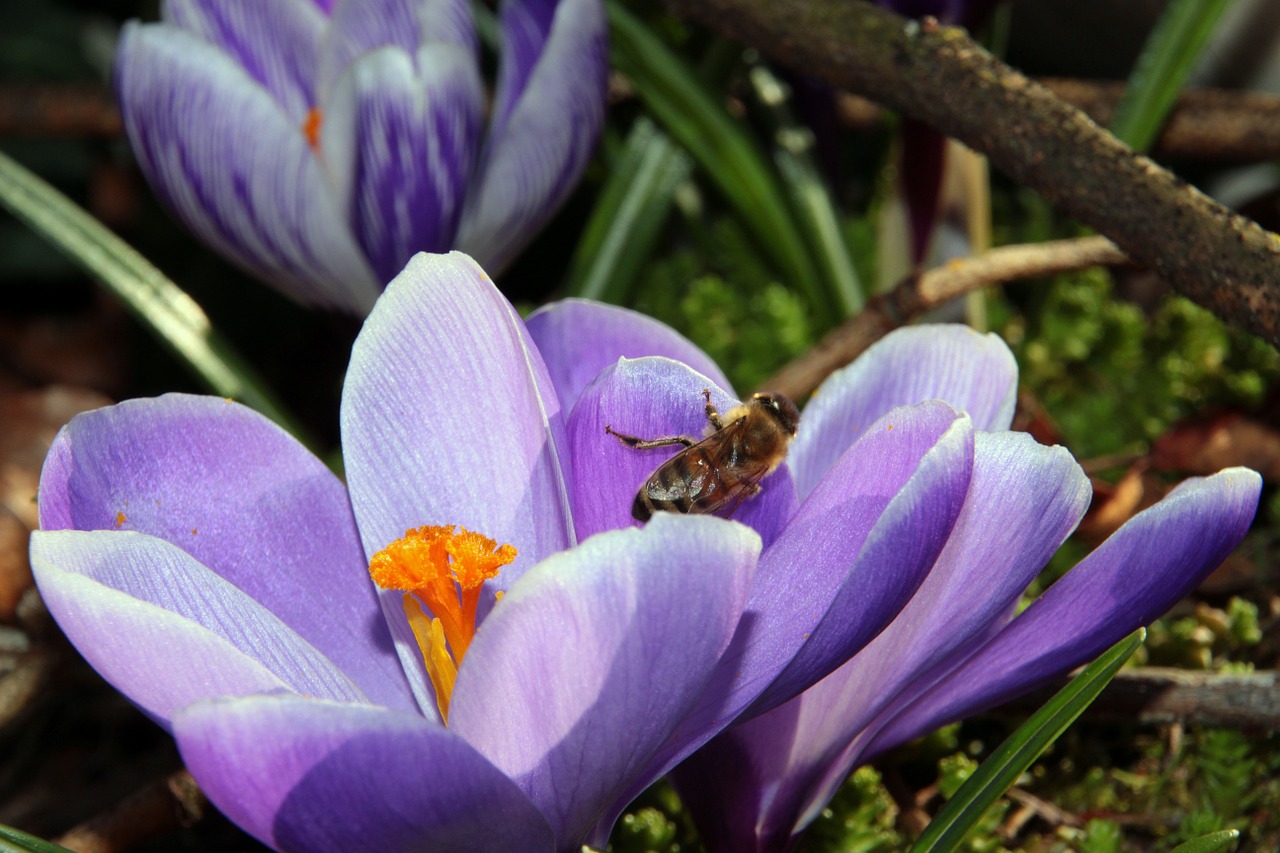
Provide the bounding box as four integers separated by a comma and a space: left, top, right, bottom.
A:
369, 525, 516, 722
403, 597, 457, 722
302, 107, 323, 149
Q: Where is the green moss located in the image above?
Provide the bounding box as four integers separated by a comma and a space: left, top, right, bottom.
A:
633, 218, 818, 392
804, 767, 904, 853
1000, 270, 1280, 460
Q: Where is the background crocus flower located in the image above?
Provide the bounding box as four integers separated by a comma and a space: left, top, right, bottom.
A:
33, 252, 1012, 850
115, 0, 607, 313
664, 327, 1261, 853
875, 0, 1002, 269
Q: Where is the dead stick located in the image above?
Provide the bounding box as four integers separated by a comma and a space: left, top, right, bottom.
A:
655, 1, 1280, 352
990, 667, 1280, 731
54, 769, 206, 853
0, 85, 121, 138
759, 235, 1129, 398
1005, 787, 1083, 830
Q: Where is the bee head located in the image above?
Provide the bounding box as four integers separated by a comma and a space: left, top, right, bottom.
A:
751, 392, 799, 437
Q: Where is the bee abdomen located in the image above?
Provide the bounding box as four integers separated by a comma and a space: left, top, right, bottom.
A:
632, 492, 655, 522
632, 450, 716, 521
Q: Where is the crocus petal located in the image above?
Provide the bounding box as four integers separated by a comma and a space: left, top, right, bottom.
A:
318, 0, 476, 96
790, 325, 1017, 499
38, 394, 414, 711
457, 0, 607, 271
607, 402, 973, 823
175, 695, 555, 853
900, 119, 947, 264
814, 433, 1089, 747
164, 0, 326, 121
486, 0, 557, 140
866, 466, 1262, 757
744, 401, 974, 715
525, 299, 733, 416
341, 252, 573, 712
115, 23, 381, 312
566, 357, 795, 548
320, 44, 484, 282
342, 252, 573, 567
449, 514, 758, 847
31, 531, 368, 725
670, 702, 803, 853
686, 432, 1093, 847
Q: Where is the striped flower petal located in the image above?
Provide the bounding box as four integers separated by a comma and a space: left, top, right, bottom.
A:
456, 0, 607, 271
115, 23, 381, 311
320, 44, 484, 281
164, 0, 326, 121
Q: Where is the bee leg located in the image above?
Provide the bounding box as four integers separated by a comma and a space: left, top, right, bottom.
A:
703, 388, 724, 431
605, 425, 694, 450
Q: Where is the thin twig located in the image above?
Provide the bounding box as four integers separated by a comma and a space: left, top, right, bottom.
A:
1005, 786, 1083, 830
54, 769, 207, 853
990, 667, 1280, 731
654, 1, 1280, 350
0, 649, 55, 729
759, 235, 1129, 398
0, 85, 122, 138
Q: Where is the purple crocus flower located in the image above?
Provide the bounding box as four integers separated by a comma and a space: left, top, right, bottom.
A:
665, 330, 1261, 853
877, 0, 1003, 265
31, 252, 1000, 851
115, 0, 607, 313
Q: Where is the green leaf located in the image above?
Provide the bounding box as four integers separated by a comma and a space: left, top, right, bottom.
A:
607, 2, 832, 318
564, 117, 692, 303
0, 149, 316, 450
1109, 0, 1231, 152
0, 825, 76, 853
909, 629, 1146, 853
1170, 829, 1241, 853
746, 62, 864, 315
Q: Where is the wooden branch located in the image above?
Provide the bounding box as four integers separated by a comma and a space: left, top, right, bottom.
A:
839, 81, 1280, 164
991, 667, 1280, 731
655, 1, 1280, 350
1039, 79, 1280, 164
54, 770, 207, 853
759, 235, 1129, 398
0, 85, 121, 138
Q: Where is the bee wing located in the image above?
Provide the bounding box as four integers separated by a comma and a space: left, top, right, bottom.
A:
721, 461, 771, 518
704, 417, 770, 518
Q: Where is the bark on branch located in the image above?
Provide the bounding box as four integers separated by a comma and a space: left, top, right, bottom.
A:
654, 0, 1280, 349
992, 667, 1280, 731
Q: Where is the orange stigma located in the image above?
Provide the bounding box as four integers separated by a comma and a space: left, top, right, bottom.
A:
369, 525, 515, 722
302, 107, 323, 149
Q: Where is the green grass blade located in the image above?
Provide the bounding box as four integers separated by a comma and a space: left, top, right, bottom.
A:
0, 150, 315, 448
747, 63, 864, 315
563, 117, 692, 303
607, 2, 832, 317
1109, 0, 1231, 152
910, 629, 1146, 853
1170, 829, 1240, 853
0, 825, 75, 853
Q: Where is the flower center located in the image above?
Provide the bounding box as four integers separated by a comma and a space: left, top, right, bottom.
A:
302, 107, 323, 149
368, 525, 516, 722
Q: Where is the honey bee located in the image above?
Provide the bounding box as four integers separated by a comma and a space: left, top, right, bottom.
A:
605, 389, 800, 522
